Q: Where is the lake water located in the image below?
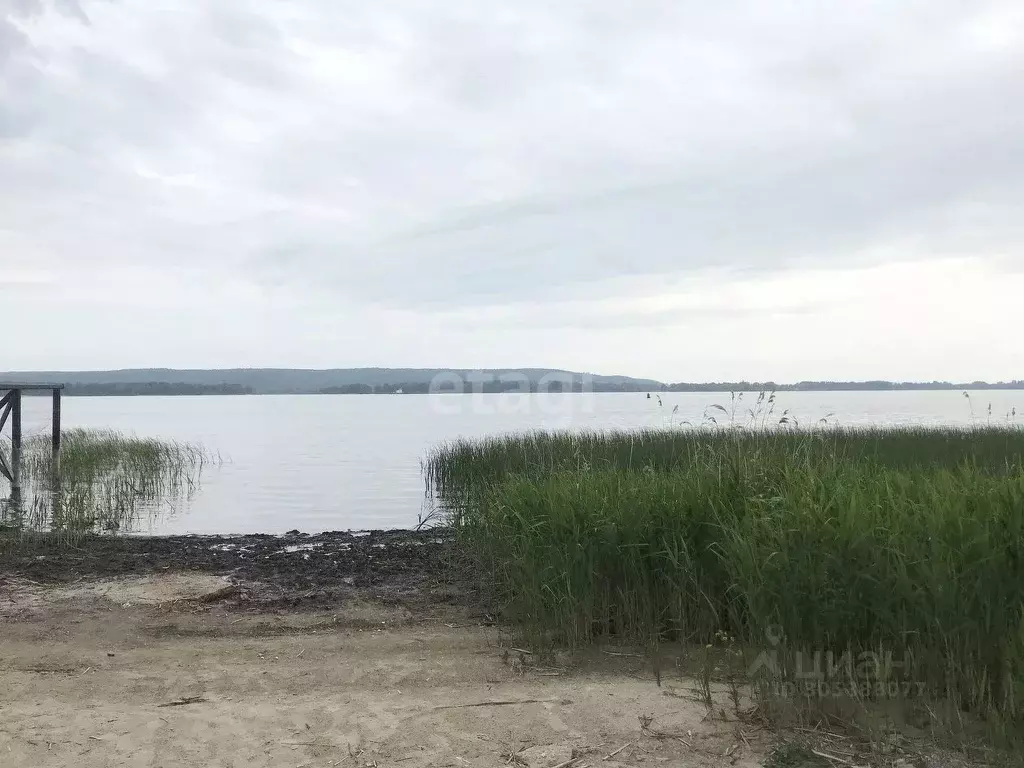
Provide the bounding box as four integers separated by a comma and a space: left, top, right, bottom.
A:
15, 390, 1022, 535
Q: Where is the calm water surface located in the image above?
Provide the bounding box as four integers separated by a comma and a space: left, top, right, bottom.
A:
17, 391, 1022, 535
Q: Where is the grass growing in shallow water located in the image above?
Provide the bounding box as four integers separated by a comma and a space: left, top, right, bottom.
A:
1, 428, 212, 544
424, 426, 1024, 509
425, 426, 1024, 736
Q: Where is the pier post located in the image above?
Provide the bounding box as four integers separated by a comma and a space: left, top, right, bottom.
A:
10, 388, 21, 503
1, 384, 64, 505
52, 387, 62, 480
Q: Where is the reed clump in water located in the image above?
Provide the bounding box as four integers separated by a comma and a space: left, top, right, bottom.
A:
424, 426, 1024, 733
425, 426, 1024, 523
1, 428, 212, 545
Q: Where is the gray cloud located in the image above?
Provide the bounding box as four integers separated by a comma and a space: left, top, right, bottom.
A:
1, 0, 1023, 374
436, 297, 829, 331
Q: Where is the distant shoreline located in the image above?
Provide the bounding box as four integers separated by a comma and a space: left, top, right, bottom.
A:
3, 368, 1023, 397
9, 384, 1024, 397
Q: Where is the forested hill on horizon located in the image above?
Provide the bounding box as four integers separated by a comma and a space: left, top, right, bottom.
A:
1, 369, 1023, 396
0, 368, 658, 395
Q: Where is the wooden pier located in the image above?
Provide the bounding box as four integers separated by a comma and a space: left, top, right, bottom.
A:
0, 384, 64, 503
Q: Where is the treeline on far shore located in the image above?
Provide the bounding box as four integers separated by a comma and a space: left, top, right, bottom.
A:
17, 381, 644, 396
665, 380, 1024, 391
9, 379, 1024, 396
318, 381, 645, 394
57, 383, 254, 396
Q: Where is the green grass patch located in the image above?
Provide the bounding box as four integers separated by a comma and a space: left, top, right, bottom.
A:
1, 428, 213, 546
425, 426, 1024, 730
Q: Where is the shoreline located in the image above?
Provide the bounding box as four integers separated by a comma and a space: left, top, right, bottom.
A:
0, 528, 464, 614
0, 530, 993, 766
0, 582, 771, 768
2, 528, 773, 767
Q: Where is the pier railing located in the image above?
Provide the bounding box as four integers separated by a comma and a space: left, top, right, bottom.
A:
0, 384, 64, 503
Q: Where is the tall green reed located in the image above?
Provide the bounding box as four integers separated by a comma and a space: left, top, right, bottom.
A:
424, 426, 1024, 515
427, 426, 1024, 729
1, 428, 213, 546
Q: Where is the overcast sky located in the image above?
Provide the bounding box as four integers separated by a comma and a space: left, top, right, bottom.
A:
2, 0, 1022, 382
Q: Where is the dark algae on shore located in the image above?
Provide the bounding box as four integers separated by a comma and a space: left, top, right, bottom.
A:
0, 529, 453, 595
